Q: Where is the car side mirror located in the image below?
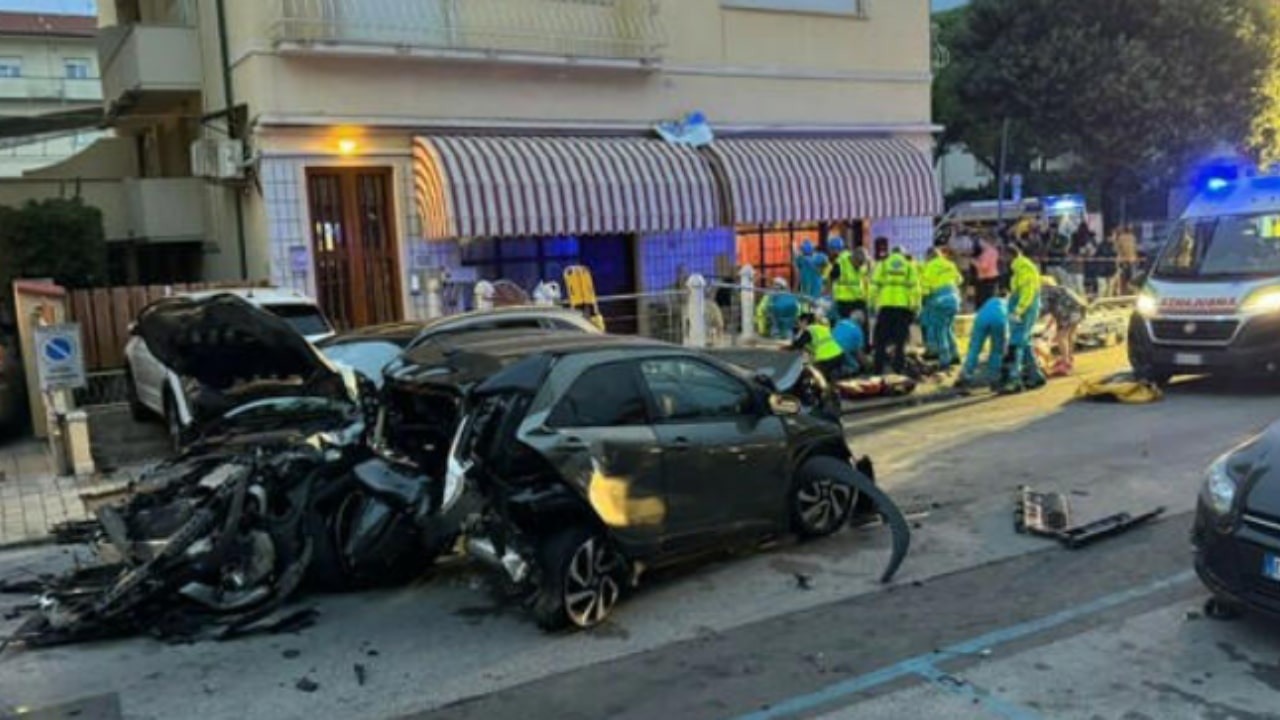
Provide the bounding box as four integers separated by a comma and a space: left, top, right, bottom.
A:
769, 394, 803, 417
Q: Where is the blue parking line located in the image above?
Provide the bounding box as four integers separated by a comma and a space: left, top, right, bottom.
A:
730, 570, 1196, 720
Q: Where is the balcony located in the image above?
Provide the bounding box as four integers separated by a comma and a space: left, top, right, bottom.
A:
0, 77, 102, 104
270, 0, 665, 67
98, 24, 202, 117
122, 177, 206, 242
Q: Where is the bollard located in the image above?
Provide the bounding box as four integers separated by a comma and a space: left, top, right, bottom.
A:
425, 274, 444, 320
474, 280, 496, 312
685, 274, 708, 348
739, 264, 757, 344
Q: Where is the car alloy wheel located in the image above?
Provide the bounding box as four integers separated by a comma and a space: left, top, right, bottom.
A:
563, 536, 622, 629
796, 478, 855, 536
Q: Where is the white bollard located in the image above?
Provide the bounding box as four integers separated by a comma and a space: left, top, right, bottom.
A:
685, 273, 708, 348
533, 281, 562, 307
739, 264, 756, 344
425, 275, 444, 320
474, 280, 496, 312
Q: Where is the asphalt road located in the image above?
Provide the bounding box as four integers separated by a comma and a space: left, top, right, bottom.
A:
4, 346, 1280, 719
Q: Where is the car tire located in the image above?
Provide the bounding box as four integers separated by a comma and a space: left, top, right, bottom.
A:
124, 367, 149, 422
791, 456, 860, 539
531, 526, 625, 632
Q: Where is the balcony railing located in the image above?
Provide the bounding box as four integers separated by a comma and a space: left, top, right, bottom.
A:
0, 76, 102, 103
270, 0, 665, 64
98, 24, 202, 112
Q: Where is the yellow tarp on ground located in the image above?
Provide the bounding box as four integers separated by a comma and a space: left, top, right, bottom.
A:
1075, 373, 1163, 404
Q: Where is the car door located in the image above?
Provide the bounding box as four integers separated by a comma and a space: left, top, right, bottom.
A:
637, 356, 789, 551
125, 332, 167, 414
534, 361, 667, 555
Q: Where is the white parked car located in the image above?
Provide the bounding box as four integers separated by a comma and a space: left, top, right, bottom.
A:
124, 288, 335, 448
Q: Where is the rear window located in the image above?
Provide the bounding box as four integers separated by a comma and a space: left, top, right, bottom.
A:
265, 304, 332, 337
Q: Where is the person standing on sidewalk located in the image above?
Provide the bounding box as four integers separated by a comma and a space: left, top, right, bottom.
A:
794, 239, 828, 303
830, 239, 871, 325
973, 235, 1001, 308
1004, 243, 1046, 394
1093, 231, 1118, 299
1040, 275, 1088, 376
920, 247, 964, 371
871, 247, 921, 375
1114, 225, 1139, 295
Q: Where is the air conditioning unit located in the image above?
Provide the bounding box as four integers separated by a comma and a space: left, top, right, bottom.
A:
190, 138, 245, 181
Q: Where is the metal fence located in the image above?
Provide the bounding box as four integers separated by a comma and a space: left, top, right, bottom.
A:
270, 0, 665, 61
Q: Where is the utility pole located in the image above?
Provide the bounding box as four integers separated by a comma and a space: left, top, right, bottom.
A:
996, 118, 1010, 237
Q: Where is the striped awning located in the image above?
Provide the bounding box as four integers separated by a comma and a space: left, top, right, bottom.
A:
705, 137, 943, 225
413, 136, 722, 240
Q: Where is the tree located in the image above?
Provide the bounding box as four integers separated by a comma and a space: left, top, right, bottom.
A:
939, 0, 1280, 222
0, 198, 107, 291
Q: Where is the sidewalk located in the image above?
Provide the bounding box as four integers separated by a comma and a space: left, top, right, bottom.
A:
0, 439, 144, 548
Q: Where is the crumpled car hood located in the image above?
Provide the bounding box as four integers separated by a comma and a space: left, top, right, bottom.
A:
136, 293, 347, 401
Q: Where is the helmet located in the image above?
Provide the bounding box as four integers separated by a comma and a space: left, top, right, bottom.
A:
828, 237, 846, 253
772, 277, 790, 290
800, 239, 815, 255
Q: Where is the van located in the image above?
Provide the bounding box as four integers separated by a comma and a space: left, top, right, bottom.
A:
1129, 176, 1280, 383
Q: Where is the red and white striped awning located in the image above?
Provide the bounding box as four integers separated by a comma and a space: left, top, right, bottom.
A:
413, 136, 722, 240
705, 137, 943, 225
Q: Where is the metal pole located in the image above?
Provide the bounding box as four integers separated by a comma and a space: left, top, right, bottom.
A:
216, 0, 249, 281
996, 117, 1010, 235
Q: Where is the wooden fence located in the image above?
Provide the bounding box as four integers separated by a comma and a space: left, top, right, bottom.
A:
68, 281, 269, 371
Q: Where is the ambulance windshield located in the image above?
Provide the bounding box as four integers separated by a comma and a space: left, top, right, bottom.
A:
1154, 212, 1280, 279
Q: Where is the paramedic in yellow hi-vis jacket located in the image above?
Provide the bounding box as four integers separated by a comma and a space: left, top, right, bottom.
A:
1004, 242, 1047, 394
871, 247, 921, 375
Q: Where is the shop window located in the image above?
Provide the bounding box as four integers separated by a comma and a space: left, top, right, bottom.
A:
735, 225, 823, 287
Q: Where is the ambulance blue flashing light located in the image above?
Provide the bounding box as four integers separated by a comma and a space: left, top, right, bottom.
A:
1205, 177, 1232, 194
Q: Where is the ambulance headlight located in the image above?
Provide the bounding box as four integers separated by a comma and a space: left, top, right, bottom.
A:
1136, 290, 1159, 318
1242, 287, 1280, 314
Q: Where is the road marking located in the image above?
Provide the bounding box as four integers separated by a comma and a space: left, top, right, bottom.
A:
730, 570, 1196, 720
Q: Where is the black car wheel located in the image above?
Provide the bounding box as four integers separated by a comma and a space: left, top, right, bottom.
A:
532, 526, 625, 632
1127, 320, 1173, 386
791, 456, 859, 539
124, 367, 149, 422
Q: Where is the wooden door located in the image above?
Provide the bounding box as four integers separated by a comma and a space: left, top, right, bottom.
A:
307, 168, 403, 329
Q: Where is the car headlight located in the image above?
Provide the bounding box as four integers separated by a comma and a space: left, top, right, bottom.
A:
1136, 291, 1159, 318
1203, 454, 1238, 516
1242, 287, 1280, 314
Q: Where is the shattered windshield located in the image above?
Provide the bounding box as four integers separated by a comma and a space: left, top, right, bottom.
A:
1154, 213, 1280, 279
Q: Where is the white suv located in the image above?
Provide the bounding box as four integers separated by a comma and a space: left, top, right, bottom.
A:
124, 288, 335, 448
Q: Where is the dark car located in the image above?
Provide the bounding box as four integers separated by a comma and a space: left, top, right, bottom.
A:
1193, 422, 1280, 617
420, 332, 893, 631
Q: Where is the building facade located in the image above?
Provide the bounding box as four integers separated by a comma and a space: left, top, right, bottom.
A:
95, 0, 941, 328
0, 11, 105, 176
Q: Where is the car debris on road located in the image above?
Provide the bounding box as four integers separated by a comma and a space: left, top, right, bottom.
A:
1015, 486, 1165, 549
1, 294, 912, 646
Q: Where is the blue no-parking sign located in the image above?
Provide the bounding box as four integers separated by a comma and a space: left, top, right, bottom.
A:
35, 323, 86, 390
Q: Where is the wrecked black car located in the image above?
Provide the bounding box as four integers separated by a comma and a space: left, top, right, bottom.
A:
417, 333, 908, 631
12, 295, 450, 645
1193, 421, 1280, 619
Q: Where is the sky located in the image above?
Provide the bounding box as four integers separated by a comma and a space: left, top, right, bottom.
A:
932, 0, 969, 11
0, 0, 94, 15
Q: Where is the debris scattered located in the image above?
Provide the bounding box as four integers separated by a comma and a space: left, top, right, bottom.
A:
793, 573, 813, 591
1014, 486, 1164, 549
979, 649, 993, 658
295, 677, 319, 693
282, 649, 301, 659
1204, 597, 1242, 621
354, 663, 367, 686
1185, 610, 1203, 622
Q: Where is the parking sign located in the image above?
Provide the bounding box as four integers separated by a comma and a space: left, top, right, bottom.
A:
35, 323, 86, 390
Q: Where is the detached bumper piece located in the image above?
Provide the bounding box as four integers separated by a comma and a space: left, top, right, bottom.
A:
1015, 486, 1165, 549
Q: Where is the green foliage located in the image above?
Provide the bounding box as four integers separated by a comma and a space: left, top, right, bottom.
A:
0, 198, 107, 290
937, 0, 1280, 217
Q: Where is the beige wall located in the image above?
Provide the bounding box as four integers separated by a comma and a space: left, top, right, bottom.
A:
222, 0, 932, 130
0, 34, 100, 112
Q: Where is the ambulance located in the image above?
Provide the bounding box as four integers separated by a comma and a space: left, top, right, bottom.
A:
1129, 175, 1280, 383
